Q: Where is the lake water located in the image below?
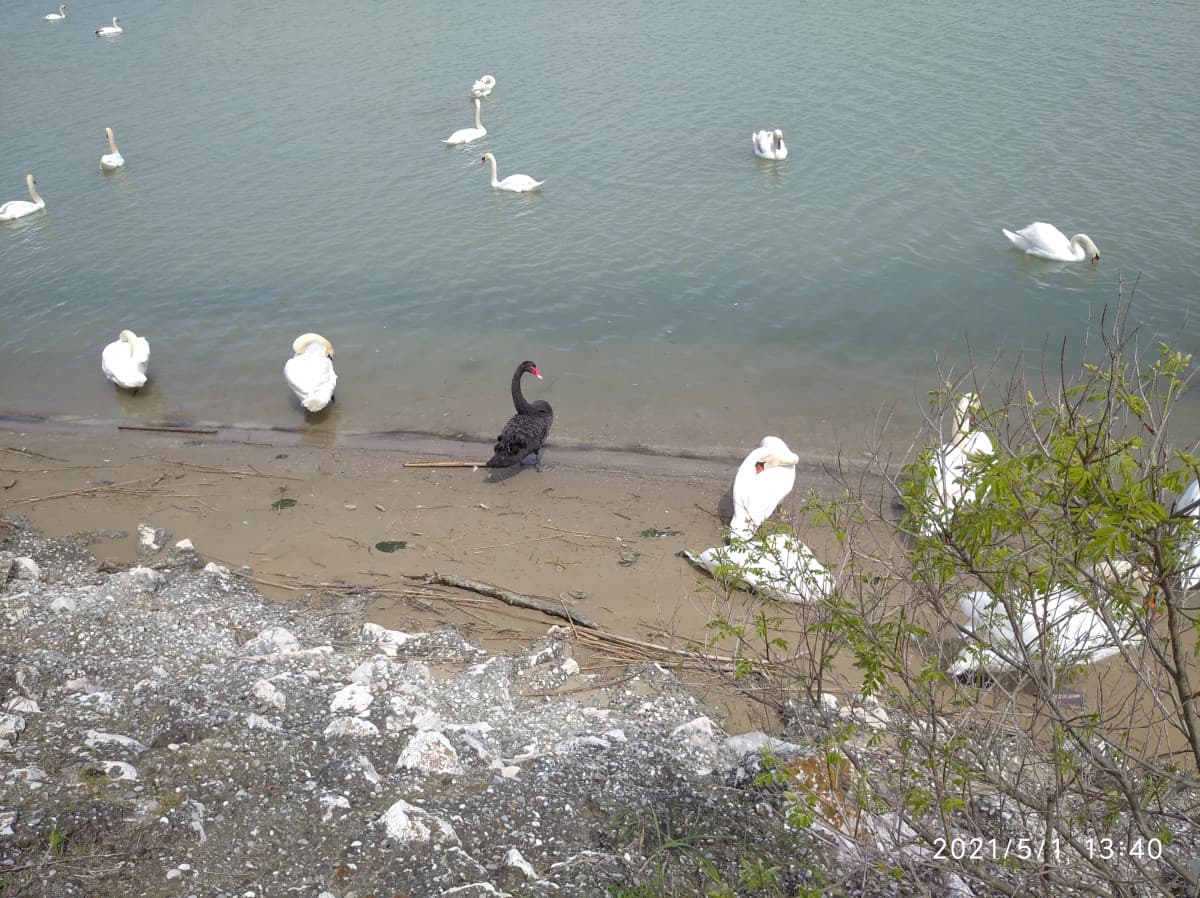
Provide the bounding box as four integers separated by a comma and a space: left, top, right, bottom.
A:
2, 0, 1199, 461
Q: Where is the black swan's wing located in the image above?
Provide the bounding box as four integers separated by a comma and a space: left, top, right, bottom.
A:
486, 410, 553, 467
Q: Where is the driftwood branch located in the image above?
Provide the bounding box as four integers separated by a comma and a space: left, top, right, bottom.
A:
418, 572, 597, 629
403, 460, 487, 468
118, 424, 219, 435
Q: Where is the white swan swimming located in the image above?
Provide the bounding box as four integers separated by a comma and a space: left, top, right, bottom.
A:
0, 174, 46, 222
442, 98, 487, 145
919, 392, 994, 535
1172, 477, 1200, 591
95, 16, 122, 36
1002, 222, 1099, 263
100, 127, 125, 170
284, 333, 337, 413
752, 129, 788, 160
470, 74, 496, 98
480, 152, 543, 193
730, 436, 799, 540
684, 532, 833, 604
101, 330, 150, 389
947, 562, 1152, 678
44, 5, 67, 21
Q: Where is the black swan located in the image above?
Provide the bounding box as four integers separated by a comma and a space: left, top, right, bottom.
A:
486, 361, 554, 469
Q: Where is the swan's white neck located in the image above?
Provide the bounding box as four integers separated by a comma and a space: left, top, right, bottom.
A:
953, 394, 976, 438
1069, 234, 1099, 262
25, 174, 43, 206
485, 154, 500, 187
472, 98, 482, 130
105, 128, 119, 156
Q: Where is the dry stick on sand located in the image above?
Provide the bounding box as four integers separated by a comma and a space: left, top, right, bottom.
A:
417, 571, 598, 629
118, 424, 219, 435
403, 460, 487, 468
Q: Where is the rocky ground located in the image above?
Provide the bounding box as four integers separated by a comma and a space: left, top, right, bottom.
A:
0, 516, 891, 898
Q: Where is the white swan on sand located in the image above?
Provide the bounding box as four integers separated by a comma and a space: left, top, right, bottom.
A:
730, 436, 799, 540
101, 330, 150, 389
0, 174, 46, 222
442, 98, 486, 145
100, 127, 125, 170
95, 16, 122, 36
752, 129, 787, 160
284, 333, 337, 413
1172, 477, 1200, 591
684, 532, 833, 604
44, 5, 67, 21
947, 561, 1153, 678
1002, 222, 1099, 263
470, 75, 496, 98
919, 393, 993, 535
480, 152, 543, 193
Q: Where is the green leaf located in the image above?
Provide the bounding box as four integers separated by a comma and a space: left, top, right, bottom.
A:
374, 540, 407, 553
640, 527, 681, 538
271, 498, 297, 510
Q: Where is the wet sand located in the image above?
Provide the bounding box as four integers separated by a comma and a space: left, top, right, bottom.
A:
0, 416, 894, 730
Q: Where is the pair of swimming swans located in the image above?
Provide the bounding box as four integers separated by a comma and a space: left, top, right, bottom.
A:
0, 174, 46, 221
685, 436, 835, 603
1002, 222, 1100, 263
918, 392, 994, 536
752, 129, 787, 160
101, 330, 150, 389
284, 333, 337, 413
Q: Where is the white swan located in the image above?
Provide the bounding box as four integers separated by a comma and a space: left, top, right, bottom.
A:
44, 5, 67, 21
480, 152, 544, 193
947, 563, 1152, 678
1002, 222, 1099, 263
101, 330, 150, 389
470, 74, 496, 98
1172, 477, 1200, 591
100, 127, 125, 170
442, 98, 487, 145
685, 532, 833, 604
95, 16, 122, 36
752, 128, 787, 160
730, 436, 799, 540
920, 393, 994, 536
0, 174, 46, 222
284, 333, 337, 413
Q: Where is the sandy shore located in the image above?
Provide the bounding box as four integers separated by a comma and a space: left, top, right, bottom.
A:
0, 416, 894, 728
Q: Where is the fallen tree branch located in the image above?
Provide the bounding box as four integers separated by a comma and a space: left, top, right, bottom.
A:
417, 571, 598, 629
403, 460, 487, 468
118, 424, 218, 435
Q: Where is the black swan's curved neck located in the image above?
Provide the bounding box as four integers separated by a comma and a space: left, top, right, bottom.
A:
511, 365, 532, 414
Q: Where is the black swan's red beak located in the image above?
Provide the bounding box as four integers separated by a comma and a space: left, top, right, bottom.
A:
531, 366, 542, 379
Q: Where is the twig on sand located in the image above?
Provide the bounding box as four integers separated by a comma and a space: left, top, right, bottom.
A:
417, 571, 598, 629
2, 446, 67, 462
541, 523, 627, 542
0, 478, 183, 509
132, 456, 304, 480
118, 424, 218, 435
403, 460, 487, 468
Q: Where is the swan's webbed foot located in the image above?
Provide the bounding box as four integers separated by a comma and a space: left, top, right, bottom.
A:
532, 448, 554, 472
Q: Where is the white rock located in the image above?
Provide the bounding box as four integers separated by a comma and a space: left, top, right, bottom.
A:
559, 657, 580, 677
49, 596, 78, 613
203, 561, 230, 576
241, 626, 300, 657
820, 692, 840, 711
499, 765, 521, 778
102, 761, 139, 782
329, 682, 374, 715
721, 731, 799, 758
362, 622, 422, 657
671, 716, 721, 748
442, 884, 504, 897
555, 735, 611, 754
0, 712, 27, 743
9, 766, 47, 785
5, 697, 39, 714
84, 730, 148, 753
113, 566, 166, 591
12, 557, 40, 581
320, 794, 351, 823
324, 717, 380, 739
245, 713, 281, 733
252, 679, 286, 710
374, 799, 458, 844
175, 538, 195, 550
137, 523, 170, 553
0, 810, 16, 836
166, 868, 183, 880
503, 847, 538, 880
396, 730, 462, 775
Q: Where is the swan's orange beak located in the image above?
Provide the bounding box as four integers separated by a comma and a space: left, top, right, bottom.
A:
754, 462, 765, 474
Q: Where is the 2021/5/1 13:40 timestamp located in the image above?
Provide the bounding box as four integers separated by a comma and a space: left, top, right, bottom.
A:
932, 836, 1165, 863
